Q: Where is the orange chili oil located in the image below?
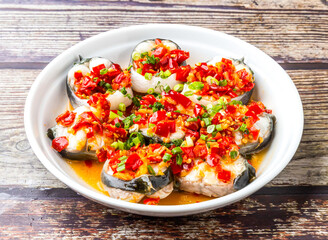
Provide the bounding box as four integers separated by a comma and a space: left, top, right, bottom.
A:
67, 150, 265, 205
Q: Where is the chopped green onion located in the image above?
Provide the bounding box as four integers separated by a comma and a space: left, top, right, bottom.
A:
119, 156, 127, 161
229, 100, 242, 105
140, 52, 148, 58
184, 91, 194, 97
132, 137, 141, 145
172, 147, 182, 155
115, 122, 120, 128
132, 96, 141, 107
117, 160, 126, 167
173, 84, 184, 92
111, 142, 118, 149
132, 52, 141, 61
233, 88, 237, 91
176, 154, 183, 165
105, 83, 111, 89
164, 70, 171, 78
230, 150, 238, 159
207, 124, 215, 133
164, 84, 171, 93
203, 118, 211, 127
216, 124, 223, 131
100, 68, 108, 75
172, 139, 183, 147
99, 81, 105, 87
188, 82, 204, 90
109, 111, 119, 119
206, 76, 219, 85
147, 88, 155, 94
117, 110, 123, 117
219, 79, 227, 86
117, 140, 124, 150
144, 72, 152, 80
186, 117, 197, 122
127, 65, 132, 71
212, 131, 218, 137
200, 134, 208, 141
120, 87, 127, 95
118, 103, 126, 112
163, 153, 172, 162
196, 96, 202, 101
239, 123, 247, 132
149, 123, 156, 128
202, 112, 209, 118
147, 165, 156, 175
137, 68, 142, 74
117, 165, 125, 172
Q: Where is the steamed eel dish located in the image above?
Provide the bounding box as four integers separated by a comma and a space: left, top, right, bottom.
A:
67, 56, 133, 110
181, 56, 254, 106
130, 38, 191, 93
48, 38, 275, 204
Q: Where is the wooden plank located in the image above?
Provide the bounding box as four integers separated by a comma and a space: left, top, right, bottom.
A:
0, 68, 327, 188
0, 187, 327, 239
0, 2, 327, 64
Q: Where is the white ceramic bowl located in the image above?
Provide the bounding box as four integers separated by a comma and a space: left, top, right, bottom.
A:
24, 24, 303, 216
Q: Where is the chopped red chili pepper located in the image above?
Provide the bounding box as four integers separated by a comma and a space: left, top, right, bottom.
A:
155, 121, 176, 138
143, 197, 160, 205
181, 146, 195, 158
206, 153, 220, 167
149, 110, 167, 124
56, 110, 76, 127
125, 153, 143, 171
52, 136, 69, 152
166, 90, 191, 108
217, 169, 231, 183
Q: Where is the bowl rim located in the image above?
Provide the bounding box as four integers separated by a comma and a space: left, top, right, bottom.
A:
24, 24, 304, 216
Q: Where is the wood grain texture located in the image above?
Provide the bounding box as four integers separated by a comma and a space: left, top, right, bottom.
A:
1, 0, 328, 238
0, 0, 327, 65
0, 187, 327, 239
0, 68, 327, 188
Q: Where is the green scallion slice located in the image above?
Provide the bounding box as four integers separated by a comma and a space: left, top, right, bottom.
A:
147, 165, 156, 175
173, 84, 184, 92
186, 117, 197, 122
207, 124, 215, 133
163, 153, 172, 162
172, 147, 182, 155
118, 103, 126, 112
230, 150, 238, 159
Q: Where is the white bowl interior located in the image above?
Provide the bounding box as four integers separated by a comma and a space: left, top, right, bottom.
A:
25, 24, 303, 216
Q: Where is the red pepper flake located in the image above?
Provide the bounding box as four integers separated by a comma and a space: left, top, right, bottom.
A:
193, 144, 208, 158
181, 146, 195, 158
143, 197, 160, 205
52, 136, 69, 152
217, 169, 231, 183
56, 110, 76, 127
166, 90, 191, 108
206, 153, 220, 167
125, 153, 143, 171
148, 110, 167, 124
155, 121, 175, 138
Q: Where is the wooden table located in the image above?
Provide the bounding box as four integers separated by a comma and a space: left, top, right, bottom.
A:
1, 0, 327, 239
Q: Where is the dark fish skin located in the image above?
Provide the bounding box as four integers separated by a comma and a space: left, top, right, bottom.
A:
47, 127, 98, 161
233, 161, 256, 190
101, 163, 173, 195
